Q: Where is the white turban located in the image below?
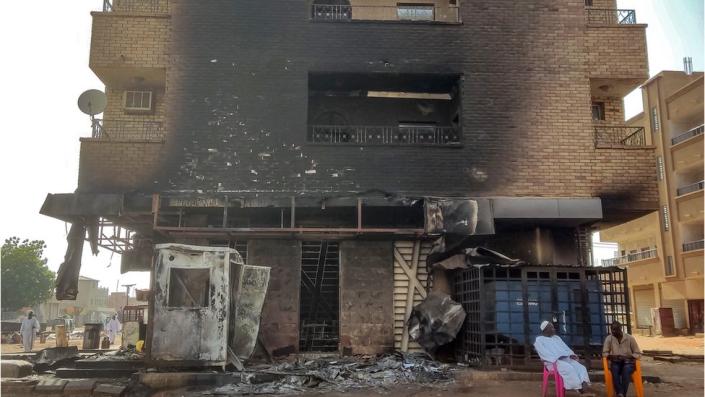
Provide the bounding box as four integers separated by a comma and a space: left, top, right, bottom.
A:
540, 321, 550, 331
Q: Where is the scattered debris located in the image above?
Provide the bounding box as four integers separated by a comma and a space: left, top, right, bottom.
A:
34, 346, 80, 372
207, 352, 454, 395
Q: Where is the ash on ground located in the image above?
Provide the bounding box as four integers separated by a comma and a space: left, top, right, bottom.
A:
209, 352, 455, 395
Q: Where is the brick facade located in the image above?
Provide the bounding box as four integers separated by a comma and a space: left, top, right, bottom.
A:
586, 25, 649, 79
78, 140, 166, 192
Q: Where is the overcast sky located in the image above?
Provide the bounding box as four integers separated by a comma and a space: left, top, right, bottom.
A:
0, 1, 703, 293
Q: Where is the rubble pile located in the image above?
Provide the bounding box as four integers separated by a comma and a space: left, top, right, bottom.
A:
209, 352, 454, 395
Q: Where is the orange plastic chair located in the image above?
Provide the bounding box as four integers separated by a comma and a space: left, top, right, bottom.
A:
602, 357, 644, 397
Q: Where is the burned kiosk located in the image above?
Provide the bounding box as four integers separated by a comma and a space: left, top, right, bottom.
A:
148, 244, 270, 367
452, 264, 630, 368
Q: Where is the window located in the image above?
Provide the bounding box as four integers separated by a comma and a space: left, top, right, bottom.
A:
167, 268, 211, 307
650, 107, 660, 132
124, 90, 153, 112
585, 0, 593, 6
657, 156, 665, 181
665, 256, 675, 276
662, 205, 670, 231
397, 3, 434, 21
591, 102, 605, 121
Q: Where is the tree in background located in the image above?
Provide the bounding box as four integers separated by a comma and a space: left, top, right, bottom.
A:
1, 237, 55, 311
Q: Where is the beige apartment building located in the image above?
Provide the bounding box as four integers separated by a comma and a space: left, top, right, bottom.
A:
602, 70, 704, 335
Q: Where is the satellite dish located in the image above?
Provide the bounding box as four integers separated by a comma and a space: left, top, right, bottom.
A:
77, 89, 107, 116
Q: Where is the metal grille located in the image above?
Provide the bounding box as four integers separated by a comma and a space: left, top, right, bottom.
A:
672, 124, 704, 145
453, 265, 630, 368
677, 180, 704, 196
601, 248, 657, 266
585, 8, 637, 25
103, 0, 169, 14
300, 241, 340, 352
308, 125, 461, 146
683, 240, 705, 253
311, 5, 460, 23
91, 119, 166, 141
594, 126, 646, 147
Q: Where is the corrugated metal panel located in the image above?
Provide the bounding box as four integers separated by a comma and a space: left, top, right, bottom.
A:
393, 241, 432, 352
634, 288, 655, 327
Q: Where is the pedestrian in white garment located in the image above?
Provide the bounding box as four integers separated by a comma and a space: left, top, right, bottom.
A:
19, 311, 40, 352
107, 315, 121, 345
534, 320, 594, 396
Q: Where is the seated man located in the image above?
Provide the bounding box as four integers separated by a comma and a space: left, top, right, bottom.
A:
534, 321, 593, 396
603, 321, 642, 397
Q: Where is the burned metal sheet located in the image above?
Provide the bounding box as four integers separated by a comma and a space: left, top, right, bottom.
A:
407, 292, 466, 353
424, 198, 478, 235
229, 262, 270, 360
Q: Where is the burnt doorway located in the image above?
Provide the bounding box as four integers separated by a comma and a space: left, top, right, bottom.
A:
688, 300, 704, 334
300, 241, 340, 352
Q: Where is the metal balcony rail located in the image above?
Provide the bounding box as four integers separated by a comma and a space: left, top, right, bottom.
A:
677, 180, 704, 196
601, 248, 657, 266
102, 0, 169, 14
308, 125, 461, 146
683, 240, 705, 253
311, 4, 460, 23
594, 126, 646, 147
90, 119, 165, 141
671, 124, 704, 145
585, 8, 637, 25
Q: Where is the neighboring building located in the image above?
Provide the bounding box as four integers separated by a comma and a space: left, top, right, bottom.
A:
591, 232, 618, 267
39, 276, 111, 325
41, 0, 656, 355
108, 292, 142, 313
601, 70, 704, 334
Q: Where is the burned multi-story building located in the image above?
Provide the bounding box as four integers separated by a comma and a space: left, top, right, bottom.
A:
42, 0, 655, 357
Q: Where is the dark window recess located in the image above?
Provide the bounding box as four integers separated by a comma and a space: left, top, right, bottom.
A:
300, 241, 340, 352
592, 102, 605, 121
308, 72, 462, 146
585, 0, 593, 6
665, 256, 675, 276
168, 268, 211, 307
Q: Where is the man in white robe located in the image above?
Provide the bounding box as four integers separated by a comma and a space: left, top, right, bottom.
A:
19, 311, 40, 352
107, 315, 121, 345
534, 320, 594, 396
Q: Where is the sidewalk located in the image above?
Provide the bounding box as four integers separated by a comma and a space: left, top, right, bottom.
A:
633, 334, 704, 356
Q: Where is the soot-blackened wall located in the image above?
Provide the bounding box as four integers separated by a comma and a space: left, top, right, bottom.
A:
150, 0, 657, 213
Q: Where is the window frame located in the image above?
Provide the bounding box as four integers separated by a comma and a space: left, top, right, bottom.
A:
166, 267, 212, 309
123, 90, 154, 112
397, 3, 435, 21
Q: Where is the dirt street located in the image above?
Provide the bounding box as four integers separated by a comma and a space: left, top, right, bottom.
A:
0, 334, 122, 354
633, 334, 704, 355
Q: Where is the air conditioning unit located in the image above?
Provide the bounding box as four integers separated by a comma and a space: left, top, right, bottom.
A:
123, 90, 153, 112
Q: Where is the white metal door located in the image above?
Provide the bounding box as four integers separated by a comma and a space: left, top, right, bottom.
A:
393, 241, 432, 352
150, 244, 230, 365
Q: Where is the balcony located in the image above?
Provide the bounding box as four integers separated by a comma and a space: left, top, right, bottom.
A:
677, 181, 704, 197
594, 126, 648, 148
676, 189, 704, 223
585, 9, 637, 25
102, 0, 169, 14
672, 125, 704, 146
310, 4, 461, 24
683, 240, 705, 253
601, 248, 657, 266
586, 8, 647, 98
90, 2, 169, 87
308, 125, 460, 146
85, 119, 166, 142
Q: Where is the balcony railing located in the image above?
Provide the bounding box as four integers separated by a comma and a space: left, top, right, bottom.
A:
308, 125, 461, 146
671, 124, 704, 145
601, 248, 657, 266
683, 240, 705, 253
677, 180, 704, 196
102, 0, 169, 14
311, 5, 460, 23
586, 8, 637, 25
594, 126, 647, 147
90, 119, 165, 141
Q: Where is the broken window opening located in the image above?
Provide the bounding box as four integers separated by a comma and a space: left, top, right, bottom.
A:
167, 268, 211, 308
308, 72, 462, 146
300, 241, 340, 352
